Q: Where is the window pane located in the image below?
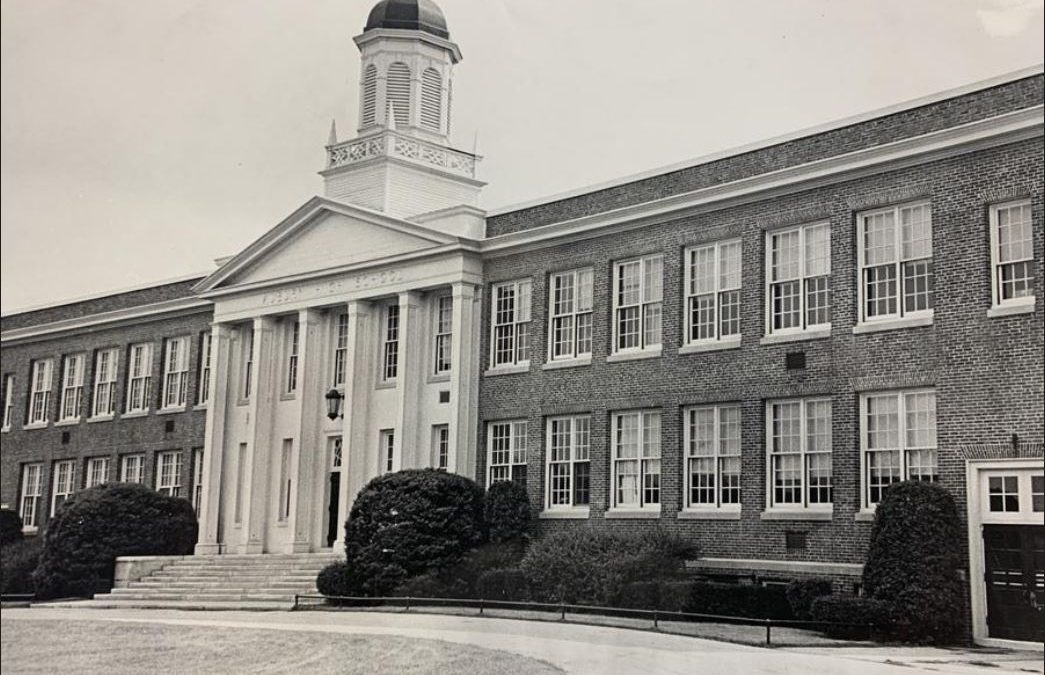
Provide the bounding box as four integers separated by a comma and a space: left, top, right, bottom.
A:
772, 280, 801, 330
804, 224, 831, 276
772, 230, 801, 281
865, 265, 898, 318
864, 211, 896, 266
902, 259, 934, 312
719, 242, 741, 290
691, 246, 715, 295
900, 204, 932, 260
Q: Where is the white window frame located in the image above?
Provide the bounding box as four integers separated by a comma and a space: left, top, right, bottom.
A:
685, 240, 742, 347
125, 343, 153, 413
329, 435, 343, 471
241, 328, 254, 401
856, 201, 934, 326
487, 420, 527, 486
278, 439, 293, 521
765, 223, 832, 337
989, 200, 1036, 312
432, 424, 450, 470
156, 451, 183, 497
490, 279, 532, 369
59, 354, 85, 422
197, 332, 212, 406
548, 269, 594, 362
612, 255, 663, 355
19, 463, 43, 529
120, 454, 145, 484
3, 374, 15, 430
92, 348, 119, 418
765, 398, 834, 514
684, 404, 742, 511
51, 459, 75, 515
191, 448, 205, 513
433, 295, 453, 374
162, 336, 190, 410
28, 358, 53, 426
545, 415, 591, 511
611, 410, 661, 511
285, 320, 299, 394
382, 304, 400, 382
332, 313, 349, 387
85, 457, 110, 489
380, 429, 396, 473
859, 388, 938, 511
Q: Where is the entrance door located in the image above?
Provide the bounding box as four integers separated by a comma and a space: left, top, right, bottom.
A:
983, 524, 1045, 642
327, 472, 341, 548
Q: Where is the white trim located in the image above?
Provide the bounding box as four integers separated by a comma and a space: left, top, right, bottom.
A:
538, 509, 590, 520
545, 414, 592, 511
989, 199, 1036, 310
547, 268, 594, 362
606, 348, 662, 363
686, 557, 864, 577
759, 327, 832, 345
765, 397, 834, 512
764, 222, 831, 339
678, 509, 742, 520
541, 355, 592, 370
859, 388, 938, 509
610, 409, 661, 510
987, 300, 1036, 318
486, 419, 527, 487
612, 255, 663, 355
679, 336, 742, 354
855, 200, 934, 327
489, 279, 532, 370
484, 364, 530, 377
684, 239, 742, 348
852, 314, 934, 334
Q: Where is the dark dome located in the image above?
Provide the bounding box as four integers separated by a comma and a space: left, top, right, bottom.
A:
364, 0, 449, 39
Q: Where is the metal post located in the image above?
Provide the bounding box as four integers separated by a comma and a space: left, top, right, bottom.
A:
653, 610, 658, 629
479, 598, 484, 616
405, 596, 411, 612
560, 601, 566, 621
765, 620, 771, 646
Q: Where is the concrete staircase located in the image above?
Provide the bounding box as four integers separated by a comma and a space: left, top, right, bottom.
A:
51, 553, 339, 610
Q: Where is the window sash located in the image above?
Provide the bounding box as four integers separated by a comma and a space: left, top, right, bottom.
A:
488, 420, 527, 486
59, 354, 85, 420
861, 389, 938, 508
614, 256, 663, 352
685, 405, 741, 508
433, 425, 450, 469
20, 464, 43, 527
990, 201, 1035, 306
612, 411, 660, 508
381, 430, 395, 473
156, 451, 182, 497
286, 321, 299, 394
126, 344, 153, 412
858, 204, 934, 322
92, 348, 119, 417
2, 375, 13, 428
766, 398, 833, 509
491, 280, 532, 367
29, 359, 53, 424
51, 460, 74, 513
192, 449, 205, 513
766, 224, 831, 335
197, 333, 212, 405
383, 305, 400, 381
434, 296, 453, 374
121, 454, 145, 484
85, 457, 110, 488
546, 415, 591, 508
549, 269, 594, 360
333, 313, 349, 387
162, 337, 190, 409
686, 241, 741, 343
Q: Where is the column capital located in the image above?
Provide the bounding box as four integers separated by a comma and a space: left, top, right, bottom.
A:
398, 290, 424, 308
451, 281, 480, 301
252, 315, 277, 332
297, 307, 323, 325
346, 299, 373, 317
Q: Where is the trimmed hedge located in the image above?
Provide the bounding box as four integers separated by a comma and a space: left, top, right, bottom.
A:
1, 536, 42, 595
863, 481, 965, 644
484, 481, 531, 544
689, 581, 794, 619
477, 568, 530, 602
317, 562, 357, 600
811, 596, 894, 640
32, 483, 197, 600
786, 578, 834, 620
0, 510, 23, 547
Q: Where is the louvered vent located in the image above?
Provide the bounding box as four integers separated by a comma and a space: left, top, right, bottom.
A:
420, 67, 442, 132
361, 64, 378, 127
386, 63, 411, 128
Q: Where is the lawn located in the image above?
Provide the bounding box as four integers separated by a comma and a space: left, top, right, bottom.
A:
0, 617, 564, 675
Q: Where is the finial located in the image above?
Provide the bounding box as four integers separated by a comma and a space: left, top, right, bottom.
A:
327, 119, 338, 146
472, 129, 481, 156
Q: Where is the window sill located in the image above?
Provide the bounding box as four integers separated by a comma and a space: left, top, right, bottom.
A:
21, 526, 39, 535
542, 355, 592, 370
606, 347, 662, 363
987, 301, 1036, 318
121, 411, 149, 419
193, 403, 208, 412
87, 415, 114, 424
854, 510, 877, 522
852, 313, 933, 334
760, 327, 832, 345
279, 392, 297, 402
54, 418, 81, 427
539, 508, 590, 520
679, 337, 742, 354
22, 422, 48, 430
605, 508, 661, 519
0, 426, 9, 433
678, 508, 742, 520
484, 364, 530, 377
427, 373, 452, 384
156, 407, 186, 416
760, 509, 833, 521
375, 381, 397, 390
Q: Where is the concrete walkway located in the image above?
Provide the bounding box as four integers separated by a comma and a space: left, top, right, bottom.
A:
3, 606, 1041, 675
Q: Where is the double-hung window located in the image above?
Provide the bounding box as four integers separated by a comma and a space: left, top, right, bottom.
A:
92, 348, 119, 417
241, 328, 255, 400
126, 343, 153, 413
156, 451, 183, 497
546, 415, 591, 510
85, 457, 110, 488
686, 241, 741, 345
191, 448, 205, 513
432, 424, 450, 470
766, 398, 833, 512
434, 295, 453, 374
684, 405, 741, 510
197, 332, 212, 405
20, 464, 43, 529
121, 454, 145, 484
28, 359, 53, 425
857, 202, 933, 324
51, 460, 74, 514
860, 389, 937, 509
767, 223, 831, 335
989, 201, 1035, 311
613, 255, 663, 353
162, 337, 190, 409
332, 313, 349, 387
383, 305, 400, 382
548, 269, 594, 361
2, 374, 13, 430
380, 429, 395, 473
491, 280, 532, 368
285, 320, 299, 394
611, 410, 661, 510
487, 420, 527, 486
59, 354, 85, 421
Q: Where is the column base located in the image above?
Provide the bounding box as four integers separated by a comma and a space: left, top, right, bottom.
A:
194, 543, 222, 555
332, 539, 346, 556
242, 541, 265, 554
289, 540, 312, 553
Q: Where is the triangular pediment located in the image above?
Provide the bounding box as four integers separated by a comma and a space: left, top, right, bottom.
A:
196, 197, 460, 292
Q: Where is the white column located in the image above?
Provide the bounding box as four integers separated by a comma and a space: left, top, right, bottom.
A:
242, 316, 277, 554
195, 323, 232, 555
289, 308, 322, 553
336, 300, 374, 553
448, 282, 481, 478
394, 291, 424, 470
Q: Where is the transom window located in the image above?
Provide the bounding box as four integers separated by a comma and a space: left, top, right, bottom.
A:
488, 420, 527, 486
162, 337, 190, 409
59, 354, 85, 421
989, 201, 1035, 307
51, 460, 75, 514
92, 348, 119, 417
614, 255, 663, 352
383, 304, 400, 382
988, 476, 1020, 513
434, 295, 453, 374
197, 332, 212, 406
491, 280, 532, 368
858, 202, 933, 322
685, 405, 741, 509
612, 410, 661, 509
126, 343, 153, 413
548, 269, 594, 360
85, 457, 110, 488
767, 223, 831, 334
121, 454, 145, 484
332, 313, 349, 387
28, 358, 53, 425
20, 463, 43, 528
861, 389, 937, 508
766, 398, 833, 509
546, 415, 591, 509
686, 240, 741, 343
156, 451, 183, 497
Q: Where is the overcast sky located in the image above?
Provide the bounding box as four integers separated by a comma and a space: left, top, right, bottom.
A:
1, 0, 1043, 313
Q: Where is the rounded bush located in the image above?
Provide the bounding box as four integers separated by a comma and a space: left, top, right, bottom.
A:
0, 509, 24, 547
862, 481, 965, 644
1, 536, 43, 595
316, 562, 358, 599
810, 595, 894, 640
32, 483, 197, 599
785, 578, 834, 620
484, 481, 531, 543
342, 468, 485, 596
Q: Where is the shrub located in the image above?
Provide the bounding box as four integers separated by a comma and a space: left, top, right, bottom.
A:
811, 595, 894, 640
1, 536, 43, 595
688, 581, 794, 619
477, 568, 530, 602
342, 469, 485, 596
484, 481, 531, 544
656, 580, 696, 613
393, 571, 470, 599
617, 581, 661, 610
0, 510, 23, 547
862, 481, 965, 644
520, 527, 693, 605
317, 562, 358, 600
786, 578, 834, 620
32, 483, 197, 600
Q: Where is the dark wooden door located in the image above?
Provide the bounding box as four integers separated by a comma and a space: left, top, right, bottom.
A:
327, 472, 341, 548
983, 524, 1045, 642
